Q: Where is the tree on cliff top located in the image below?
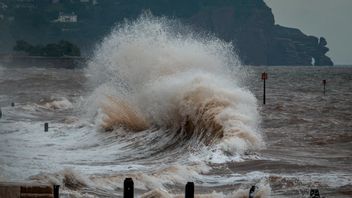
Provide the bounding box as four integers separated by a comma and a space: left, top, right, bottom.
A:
13, 40, 81, 57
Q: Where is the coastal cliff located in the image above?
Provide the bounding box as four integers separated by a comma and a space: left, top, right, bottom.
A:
0, 0, 333, 66
184, 1, 333, 66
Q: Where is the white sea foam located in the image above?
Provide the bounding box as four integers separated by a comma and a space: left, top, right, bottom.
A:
41, 97, 73, 110
86, 14, 264, 155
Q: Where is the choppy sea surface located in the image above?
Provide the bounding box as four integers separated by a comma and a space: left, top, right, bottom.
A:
0, 17, 351, 198
1, 66, 351, 197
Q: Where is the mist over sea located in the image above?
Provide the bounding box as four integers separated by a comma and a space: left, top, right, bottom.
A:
0, 16, 351, 197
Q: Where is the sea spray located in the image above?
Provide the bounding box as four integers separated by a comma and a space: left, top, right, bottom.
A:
86, 14, 263, 154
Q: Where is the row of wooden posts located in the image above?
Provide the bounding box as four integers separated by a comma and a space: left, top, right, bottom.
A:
123, 178, 322, 198
261, 72, 327, 105
0, 179, 322, 198
0, 73, 328, 121
124, 178, 244, 198
0, 102, 48, 132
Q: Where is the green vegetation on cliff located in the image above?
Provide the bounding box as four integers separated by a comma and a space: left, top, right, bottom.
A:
13, 40, 81, 57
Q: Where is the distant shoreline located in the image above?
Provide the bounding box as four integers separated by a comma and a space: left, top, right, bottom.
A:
0, 54, 343, 68
0, 54, 87, 69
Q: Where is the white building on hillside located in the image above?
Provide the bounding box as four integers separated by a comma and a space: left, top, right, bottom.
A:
80, 0, 98, 5
55, 12, 78, 23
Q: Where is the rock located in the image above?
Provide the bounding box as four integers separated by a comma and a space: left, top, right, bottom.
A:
314, 54, 334, 66
186, 1, 333, 66
319, 37, 328, 47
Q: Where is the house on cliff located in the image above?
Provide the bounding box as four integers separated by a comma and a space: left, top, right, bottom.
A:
54, 12, 78, 23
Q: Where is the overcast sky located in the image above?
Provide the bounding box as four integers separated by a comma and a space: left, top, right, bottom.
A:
264, 0, 352, 65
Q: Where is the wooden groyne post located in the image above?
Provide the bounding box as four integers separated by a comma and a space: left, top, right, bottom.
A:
124, 178, 134, 198
261, 72, 268, 104
249, 185, 256, 198
310, 189, 320, 198
53, 185, 60, 198
185, 182, 194, 198
44, 123, 49, 132
0, 182, 56, 198
322, 80, 326, 95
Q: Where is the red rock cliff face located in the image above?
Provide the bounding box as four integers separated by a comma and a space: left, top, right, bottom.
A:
187, 0, 333, 66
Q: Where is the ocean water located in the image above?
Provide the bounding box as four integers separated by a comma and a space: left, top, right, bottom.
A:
0, 16, 351, 198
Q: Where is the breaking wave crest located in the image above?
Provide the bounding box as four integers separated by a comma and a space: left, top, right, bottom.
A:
86, 14, 264, 154
101, 96, 150, 131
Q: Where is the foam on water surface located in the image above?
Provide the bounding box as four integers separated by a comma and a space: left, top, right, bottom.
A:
1, 15, 352, 197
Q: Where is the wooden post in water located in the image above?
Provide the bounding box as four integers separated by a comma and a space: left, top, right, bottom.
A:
310, 189, 320, 198
322, 80, 326, 95
53, 185, 60, 198
185, 182, 194, 198
261, 72, 268, 104
0, 107, 2, 119
11, 102, 15, 107
249, 186, 256, 198
44, 123, 49, 132
124, 178, 134, 198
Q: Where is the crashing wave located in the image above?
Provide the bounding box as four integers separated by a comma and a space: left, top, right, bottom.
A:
87, 14, 263, 154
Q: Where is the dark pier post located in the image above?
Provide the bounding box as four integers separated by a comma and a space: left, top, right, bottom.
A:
310, 189, 320, 198
322, 80, 326, 95
11, 102, 15, 107
124, 178, 134, 198
0, 107, 2, 119
44, 123, 49, 132
53, 185, 60, 198
249, 186, 256, 198
261, 72, 268, 104
185, 182, 194, 198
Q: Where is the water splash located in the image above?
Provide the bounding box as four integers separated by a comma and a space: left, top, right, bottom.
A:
86, 14, 263, 154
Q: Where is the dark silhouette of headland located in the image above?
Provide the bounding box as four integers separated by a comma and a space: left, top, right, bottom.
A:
0, 0, 333, 66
